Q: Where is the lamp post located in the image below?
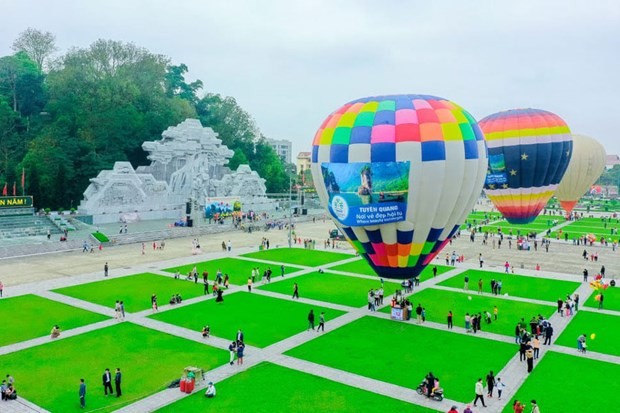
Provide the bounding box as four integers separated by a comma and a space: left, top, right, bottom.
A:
288, 173, 293, 248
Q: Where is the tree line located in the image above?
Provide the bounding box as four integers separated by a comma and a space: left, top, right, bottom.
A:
0, 28, 291, 209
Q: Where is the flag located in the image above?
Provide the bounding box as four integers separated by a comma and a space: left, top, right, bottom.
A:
21, 168, 25, 194
13, 182, 16, 196
2, 183, 6, 196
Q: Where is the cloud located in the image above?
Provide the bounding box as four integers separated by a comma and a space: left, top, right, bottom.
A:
1, 0, 619, 157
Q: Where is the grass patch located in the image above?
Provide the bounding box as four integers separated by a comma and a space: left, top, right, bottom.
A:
438, 269, 580, 302
241, 247, 354, 267
285, 316, 516, 403
380, 288, 556, 338
555, 311, 620, 356
156, 362, 430, 413
0, 294, 108, 346
501, 351, 619, 412
162, 257, 304, 286
329, 258, 452, 281
53, 273, 205, 312
584, 286, 620, 312
258, 271, 397, 308
0, 323, 228, 413
149, 292, 346, 348
92, 231, 110, 242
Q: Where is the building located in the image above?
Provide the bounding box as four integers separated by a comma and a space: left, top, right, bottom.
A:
606, 154, 620, 170
267, 139, 292, 164
296, 152, 311, 176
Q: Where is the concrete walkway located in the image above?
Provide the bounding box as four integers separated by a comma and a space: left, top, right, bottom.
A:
2, 239, 619, 412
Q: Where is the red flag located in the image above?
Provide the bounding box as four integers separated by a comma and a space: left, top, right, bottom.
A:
2, 183, 6, 196
21, 168, 25, 191
13, 182, 16, 196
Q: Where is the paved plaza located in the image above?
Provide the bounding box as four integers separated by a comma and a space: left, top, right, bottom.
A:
1, 212, 618, 412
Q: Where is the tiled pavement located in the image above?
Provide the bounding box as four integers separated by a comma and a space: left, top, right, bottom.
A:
1, 248, 618, 413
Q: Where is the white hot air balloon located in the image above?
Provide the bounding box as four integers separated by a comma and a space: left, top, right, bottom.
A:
310, 94, 487, 279
555, 134, 606, 214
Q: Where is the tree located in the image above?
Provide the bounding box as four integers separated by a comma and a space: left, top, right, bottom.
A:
0, 51, 45, 116
165, 64, 203, 104
12, 28, 57, 72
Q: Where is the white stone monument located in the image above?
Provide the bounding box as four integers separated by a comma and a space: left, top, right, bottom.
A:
78, 119, 273, 224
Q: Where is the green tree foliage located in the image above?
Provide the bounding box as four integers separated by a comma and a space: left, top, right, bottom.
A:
598, 165, 620, 189
2, 31, 288, 208
196, 94, 288, 192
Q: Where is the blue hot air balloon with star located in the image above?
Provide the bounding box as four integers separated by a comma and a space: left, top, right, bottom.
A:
479, 108, 573, 224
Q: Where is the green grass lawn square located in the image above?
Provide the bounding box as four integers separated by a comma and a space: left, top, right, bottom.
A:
285, 316, 516, 403
162, 257, 304, 285
149, 292, 346, 348
241, 247, 354, 267
555, 311, 620, 356
438, 269, 581, 302
0, 322, 228, 413
258, 271, 397, 308
501, 351, 619, 413
53, 273, 205, 313
156, 362, 433, 413
0, 294, 108, 346
329, 257, 452, 282
380, 288, 556, 338
584, 286, 620, 312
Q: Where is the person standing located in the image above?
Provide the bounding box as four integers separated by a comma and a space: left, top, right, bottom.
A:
415, 304, 423, 324
227, 240, 232, 252
104, 262, 109, 277
533, 335, 541, 359
531, 400, 540, 413
598, 293, 604, 309
247, 277, 252, 292
292, 283, 299, 299
512, 400, 524, 413
473, 378, 486, 407
496, 377, 505, 400
114, 368, 122, 397
544, 324, 553, 345
0, 280, 3, 297
486, 371, 495, 398
432, 266, 438, 277
236, 329, 244, 344
228, 341, 236, 365
477, 279, 483, 294
281, 265, 285, 277
447, 310, 453, 329
102, 368, 113, 396
236, 341, 245, 365
317, 312, 325, 332
526, 347, 534, 373
583, 268, 588, 282
307, 309, 315, 331
464, 275, 469, 290
79, 378, 86, 408
479, 253, 484, 268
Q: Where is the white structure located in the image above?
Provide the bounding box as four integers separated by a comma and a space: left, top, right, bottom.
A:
267, 138, 292, 164
79, 119, 273, 224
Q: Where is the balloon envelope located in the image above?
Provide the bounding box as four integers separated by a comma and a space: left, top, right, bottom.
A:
311, 94, 487, 279
555, 134, 606, 214
480, 109, 572, 224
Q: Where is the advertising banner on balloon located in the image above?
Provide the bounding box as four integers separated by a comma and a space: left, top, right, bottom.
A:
485, 153, 508, 186
321, 161, 409, 226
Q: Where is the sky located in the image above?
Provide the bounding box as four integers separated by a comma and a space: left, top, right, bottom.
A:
1, 0, 619, 158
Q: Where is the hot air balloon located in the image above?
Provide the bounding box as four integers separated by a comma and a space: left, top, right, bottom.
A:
555, 134, 606, 214
479, 109, 572, 224
311, 95, 487, 279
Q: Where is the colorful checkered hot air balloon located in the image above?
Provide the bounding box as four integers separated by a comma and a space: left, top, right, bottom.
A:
311, 94, 488, 279
479, 109, 573, 224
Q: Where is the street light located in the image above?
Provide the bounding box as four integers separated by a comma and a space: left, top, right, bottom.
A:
288, 173, 293, 248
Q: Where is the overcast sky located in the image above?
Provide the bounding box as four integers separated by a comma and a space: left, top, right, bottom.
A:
2, 0, 619, 158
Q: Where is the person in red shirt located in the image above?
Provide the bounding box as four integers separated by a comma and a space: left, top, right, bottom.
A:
448, 406, 458, 413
